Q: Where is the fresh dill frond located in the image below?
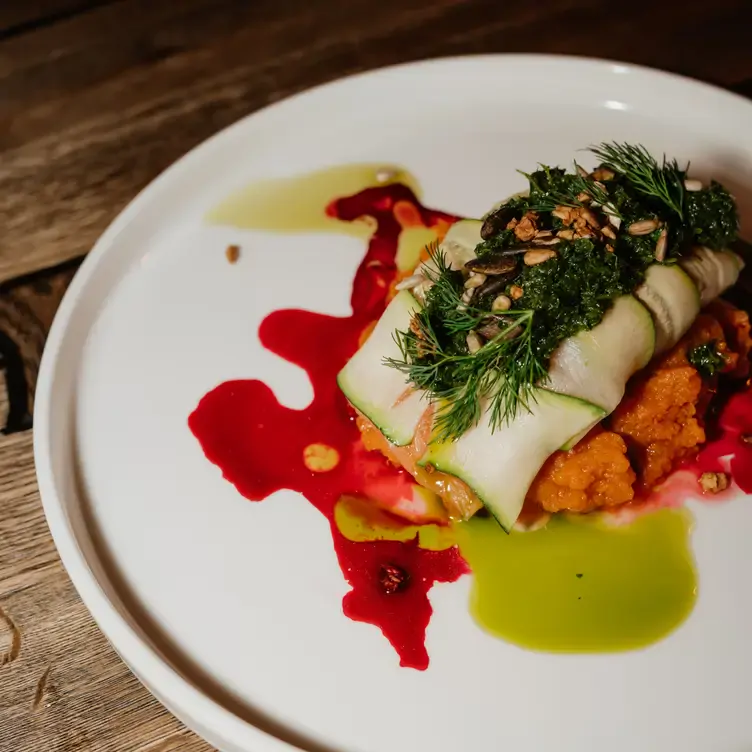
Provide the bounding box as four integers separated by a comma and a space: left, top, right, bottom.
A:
589, 142, 686, 219
384, 244, 547, 441
386, 308, 543, 442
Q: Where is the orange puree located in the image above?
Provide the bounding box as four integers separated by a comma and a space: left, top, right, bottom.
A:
526, 428, 636, 513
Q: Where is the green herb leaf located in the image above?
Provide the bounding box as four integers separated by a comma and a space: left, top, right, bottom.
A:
688, 340, 727, 378
589, 142, 686, 219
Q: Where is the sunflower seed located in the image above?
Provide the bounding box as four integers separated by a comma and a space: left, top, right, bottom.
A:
464, 272, 487, 289
627, 218, 660, 236
602, 202, 621, 229
601, 225, 617, 240
699, 471, 728, 493
491, 294, 512, 312
395, 273, 425, 291
531, 236, 561, 247
592, 167, 615, 182
524, 249, 557, 266
557, 229, 576, 240
684, 179, 703, 192
580, 207, 601, 228
510, 285, 524, 300
654, 227, 668, 261
466, 332, 483, 354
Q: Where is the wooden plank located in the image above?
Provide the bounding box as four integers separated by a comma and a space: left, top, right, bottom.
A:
0, 1, 114, 37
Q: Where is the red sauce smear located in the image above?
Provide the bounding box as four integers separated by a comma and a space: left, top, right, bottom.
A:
695, 390, 752, 492
189, 184, 468, 670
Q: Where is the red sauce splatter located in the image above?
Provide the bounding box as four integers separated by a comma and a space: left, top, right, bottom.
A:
694, 390, 752, 493
189, 184, 468, 670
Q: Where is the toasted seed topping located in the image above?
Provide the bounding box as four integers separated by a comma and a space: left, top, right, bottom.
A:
627, 218, 661, 235
580, 207, 601, 228
699, 471, 729, 494
524, 249, 557, 266
465, 254, 518, 276
601, 225, 617, 240
605, 244, 615, 253
684, 178, 703, 192
603, 204, 622, 230
491, 294, 512, 312
466, 332, 483, 354
475, 276, 508, 298
531, 236, 561, 247
557, 229, 576, 240
552, 206, 574, 223
498, 247, 531, 256
513, 211, 539, 242
225, 244, 241, 264
510, 284, 524, 300
464, 272, 487, 289
592, 167, 615, 182
480, 206, 517, 240
654, 226, 668, 261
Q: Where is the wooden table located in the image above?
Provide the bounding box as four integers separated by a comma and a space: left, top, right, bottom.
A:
1, 1, 752, 749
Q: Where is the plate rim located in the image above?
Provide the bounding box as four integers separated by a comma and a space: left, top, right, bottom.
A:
32, 52, 752, 752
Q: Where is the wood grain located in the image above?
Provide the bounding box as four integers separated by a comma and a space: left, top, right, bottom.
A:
1, 0, 752, 750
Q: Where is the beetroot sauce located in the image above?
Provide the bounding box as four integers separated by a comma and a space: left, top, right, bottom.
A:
189, 184, 468, 670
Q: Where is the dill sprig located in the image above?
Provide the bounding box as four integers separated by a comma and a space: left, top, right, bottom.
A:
589, 142, 686, 219
384, 246, 546, 441
520, 162, 626, 219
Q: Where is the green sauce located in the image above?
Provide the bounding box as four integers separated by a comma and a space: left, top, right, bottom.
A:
455, 509, 697, 652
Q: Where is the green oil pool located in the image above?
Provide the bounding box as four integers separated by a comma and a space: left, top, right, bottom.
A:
455, 509, 697, 652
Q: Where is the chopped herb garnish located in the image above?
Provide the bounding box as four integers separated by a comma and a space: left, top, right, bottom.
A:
386, 142, 740, 441
688, 340, 727, 378
385, 245, 546, 442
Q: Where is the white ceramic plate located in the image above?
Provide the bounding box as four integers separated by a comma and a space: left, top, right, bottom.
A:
34, 55, 752, 752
